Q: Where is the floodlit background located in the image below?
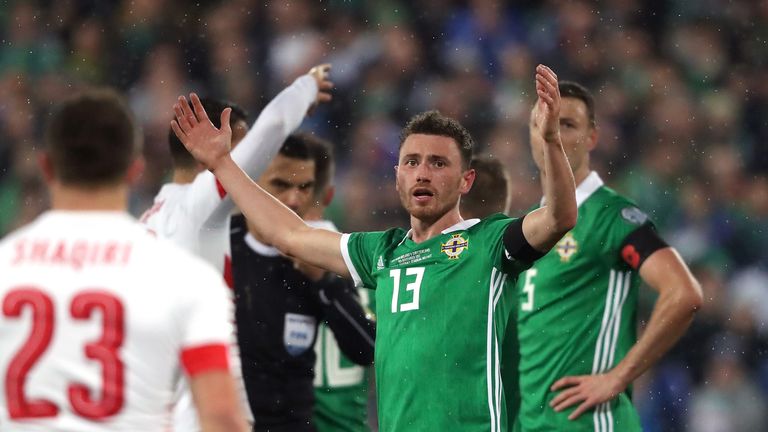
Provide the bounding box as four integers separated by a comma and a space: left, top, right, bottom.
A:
1, 1, 767, 430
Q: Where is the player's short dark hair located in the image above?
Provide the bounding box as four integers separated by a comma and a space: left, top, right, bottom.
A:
280, 133, 317, 162
168, 97, 248, 169
45, 88, 140, 187
461, 155, 509, 218
400, 110, 474, 169
559, 81, 596, 128
304, 134, 335, 199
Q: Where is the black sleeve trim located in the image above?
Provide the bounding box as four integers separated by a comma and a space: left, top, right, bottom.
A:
503, 215, 546, 263
620, 223, 668, 270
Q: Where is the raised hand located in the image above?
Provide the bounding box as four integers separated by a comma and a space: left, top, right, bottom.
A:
170, 93, 232, 171
307, 63, 333, 115
532, 64, 561, 144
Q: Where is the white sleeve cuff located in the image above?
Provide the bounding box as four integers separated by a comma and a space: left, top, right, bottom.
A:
340, 233, 364, 288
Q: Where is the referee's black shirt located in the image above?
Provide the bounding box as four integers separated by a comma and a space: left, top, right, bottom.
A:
230, 215, 375, 432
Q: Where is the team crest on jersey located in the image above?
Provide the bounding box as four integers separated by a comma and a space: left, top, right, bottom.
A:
556, 232, 578, 262
441, 234, 468, 259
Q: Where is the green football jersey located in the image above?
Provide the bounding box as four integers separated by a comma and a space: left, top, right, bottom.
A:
313, 288, 373, 432
341, 214, 530, 432
511, 172, 647, 432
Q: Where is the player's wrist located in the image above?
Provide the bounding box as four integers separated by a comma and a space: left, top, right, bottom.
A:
208, 153, 235, 175
608, 363, 634, 389
542, 133, 562, 146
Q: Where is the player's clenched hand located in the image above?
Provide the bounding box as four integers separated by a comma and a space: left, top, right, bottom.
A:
549, 372, 627, 420
308, 63, 333, 115
532, 64, 561, 144
171, 93, 232, 171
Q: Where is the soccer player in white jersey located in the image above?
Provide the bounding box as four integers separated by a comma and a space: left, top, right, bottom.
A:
140, 64, 333, 431
0, 89, 247, 432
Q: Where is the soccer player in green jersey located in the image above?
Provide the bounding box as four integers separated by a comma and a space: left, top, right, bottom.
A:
509, 81, 703, 431
460, 155, 512, 218
304, 136, 375, 432
461, 154, 524, 426
171, 65, 577, 431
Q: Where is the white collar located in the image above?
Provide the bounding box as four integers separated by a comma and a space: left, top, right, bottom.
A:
399, 218, 481, 245
244, 233, 281, 257
541, 171, 603, 209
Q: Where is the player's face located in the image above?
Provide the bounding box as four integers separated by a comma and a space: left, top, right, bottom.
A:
257, 154, 316, 218
395, 134, 474, 223
230, 119, 249, 149
529, 97, 596, 174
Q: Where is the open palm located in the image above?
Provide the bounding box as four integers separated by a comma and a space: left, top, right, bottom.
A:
532, 65, 561, 144
170, 93, 232, 171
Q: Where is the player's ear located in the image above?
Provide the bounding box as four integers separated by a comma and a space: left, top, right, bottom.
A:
460, 168, 476, 194
322, 185, 335, 207
394, 165, 400, 191
126, 156, 146, 185
37, 152, 55, 184
586, 125, 598, 152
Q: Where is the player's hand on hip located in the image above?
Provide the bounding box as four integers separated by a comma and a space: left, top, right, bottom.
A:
171, 93, 232, 171
549, 371, 626, 420
308, 63, 333, 114
533, 64, 561, 144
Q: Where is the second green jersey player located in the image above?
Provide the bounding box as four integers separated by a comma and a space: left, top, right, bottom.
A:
515, 173, 649, 431
313, 288, 374, 432
507, 81, 702, 431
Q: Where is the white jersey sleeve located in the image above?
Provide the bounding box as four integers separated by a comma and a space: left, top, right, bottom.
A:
185, 74, 319, 229
177, 266, 234, 376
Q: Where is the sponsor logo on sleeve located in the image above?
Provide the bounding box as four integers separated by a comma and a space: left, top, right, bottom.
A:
621, 207, 648, 225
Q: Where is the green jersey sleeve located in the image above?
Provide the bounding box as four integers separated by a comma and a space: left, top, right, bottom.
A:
340, 231, 388, 289
600, 198, 656, 261
479, 213, 534, 276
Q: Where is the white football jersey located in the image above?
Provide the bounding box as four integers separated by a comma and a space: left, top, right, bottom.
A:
0, 211, 233, 432
139, 73, 318, 431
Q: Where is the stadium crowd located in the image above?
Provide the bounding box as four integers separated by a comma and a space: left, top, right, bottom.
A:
0, 0, 766, 430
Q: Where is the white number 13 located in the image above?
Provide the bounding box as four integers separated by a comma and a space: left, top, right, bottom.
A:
390, 267, 424, 313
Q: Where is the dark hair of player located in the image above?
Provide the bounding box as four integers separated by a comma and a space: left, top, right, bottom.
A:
168, 97, 248, 169
303, 134, 334, 199
400, 110, 475, 169
558, 81, 596, 128
45, 88, 140, 187
461, 155, 509, 218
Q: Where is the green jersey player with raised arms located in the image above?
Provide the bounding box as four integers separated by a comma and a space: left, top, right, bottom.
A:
171, 65, 577, 431
508, 81, 703, 431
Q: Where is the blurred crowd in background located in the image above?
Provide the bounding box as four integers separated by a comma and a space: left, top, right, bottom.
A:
0, 0, 767, 430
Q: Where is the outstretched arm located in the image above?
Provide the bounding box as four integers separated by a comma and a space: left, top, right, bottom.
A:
521, 65, 577, 251
179, 65, 333, 227
550, 247, 702, 420
171, 97, 350, 278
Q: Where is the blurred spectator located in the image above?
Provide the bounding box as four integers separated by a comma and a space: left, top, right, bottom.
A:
688, 333, 768, 432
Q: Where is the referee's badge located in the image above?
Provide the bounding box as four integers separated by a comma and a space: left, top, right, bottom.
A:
284, 313, 316, 356
441, 234, 469, 259
556, 232, 578, 262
